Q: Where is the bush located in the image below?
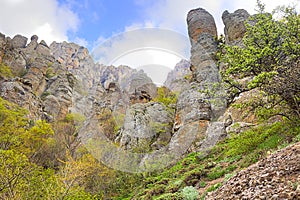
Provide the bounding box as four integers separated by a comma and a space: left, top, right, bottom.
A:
181, 186, 198, 200
0, 63, 13, 79
153, 87, 177, 109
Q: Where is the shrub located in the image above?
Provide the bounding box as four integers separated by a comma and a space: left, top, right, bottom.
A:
0, 63, 13, 79
181, 186, 198, 200
153, 87, 177, 109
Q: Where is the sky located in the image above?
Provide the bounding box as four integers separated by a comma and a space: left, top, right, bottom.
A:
0, 0, 299, 84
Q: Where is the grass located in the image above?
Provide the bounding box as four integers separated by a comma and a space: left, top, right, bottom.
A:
115, 120, 300, 200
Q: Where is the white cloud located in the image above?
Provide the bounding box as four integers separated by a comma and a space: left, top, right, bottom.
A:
138, 0, 299, 35
91, 28, 189, 85
92, 28, 190, 65
91, 0, 299, 84
73, 37, 89, 47
0, 0, 79, 45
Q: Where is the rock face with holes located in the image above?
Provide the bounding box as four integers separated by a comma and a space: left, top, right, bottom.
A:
0, 33, 74, 120
0, 7, 257, 173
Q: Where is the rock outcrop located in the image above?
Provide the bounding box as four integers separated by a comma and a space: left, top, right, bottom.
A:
0, 33, 72, 120
116, 102, 174, 152
0, 7, 255, 173
220, 9, 258, 133
168, 8, 227, 154
188, 8, 219, 85
222, 9, 250, 45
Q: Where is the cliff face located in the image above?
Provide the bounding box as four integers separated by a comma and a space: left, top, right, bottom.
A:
0, 7, 252, 172
0, 34, 75, 120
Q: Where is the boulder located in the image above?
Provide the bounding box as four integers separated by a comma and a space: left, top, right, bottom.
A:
26, 35, 39, 51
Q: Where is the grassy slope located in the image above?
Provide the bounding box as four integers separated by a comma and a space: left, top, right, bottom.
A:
116, 121, 300, 200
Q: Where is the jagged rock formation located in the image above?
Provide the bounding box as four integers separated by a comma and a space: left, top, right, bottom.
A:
169, 8, 227, 153
188, 8, 219, 85
0, 33, 75, 120
222, 9, 250, 45
164, 59, 191, 93
207, 142, 300, 199
0, 7, 261, 174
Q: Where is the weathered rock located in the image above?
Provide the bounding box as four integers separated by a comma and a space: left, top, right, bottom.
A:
176, 84, 212, 123
164, 59, 191, 93
163, 7, 228, 155
187, 8, 217, 43
43, 73, 76, 119
198, 121, 226, 151
50, 41, 96, 89
226, 122, 255, 135
35, 40, 50, 56
116, 102, 174, 152
0, 33, 6, 62
187, 8, 219, 85
0, 79, 43, 119
11, 34, 28, 49
222, 9, 250, 45
26, 35, 39, 51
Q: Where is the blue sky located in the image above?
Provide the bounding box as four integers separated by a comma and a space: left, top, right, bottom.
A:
62, 0, 157, 45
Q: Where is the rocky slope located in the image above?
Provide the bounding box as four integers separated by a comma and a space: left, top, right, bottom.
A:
207, 142, 300, 199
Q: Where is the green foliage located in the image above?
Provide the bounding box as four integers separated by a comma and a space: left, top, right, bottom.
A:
223, 173, 235, 183
65, 112, 85, 125
113, 112, 125, 134
219, 2, 300, 119
129, 116, 299, 200
0, 97, 28, 150
45, 67, 55, 78
0, 98, 95, 199
154, 192, 182, 200
0, 63, 13, 79
206, 183, 222, 192
181, 186, 199, 200
224, 121, 297, 157
154, 87, 178, 109
207, 165, 236, 181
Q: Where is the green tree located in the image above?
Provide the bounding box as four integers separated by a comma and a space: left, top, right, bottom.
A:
220, 1, 300, 120
0, 98, 28, 150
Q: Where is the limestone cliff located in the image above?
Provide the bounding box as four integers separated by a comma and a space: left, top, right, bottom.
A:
0, 7, 256, 173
